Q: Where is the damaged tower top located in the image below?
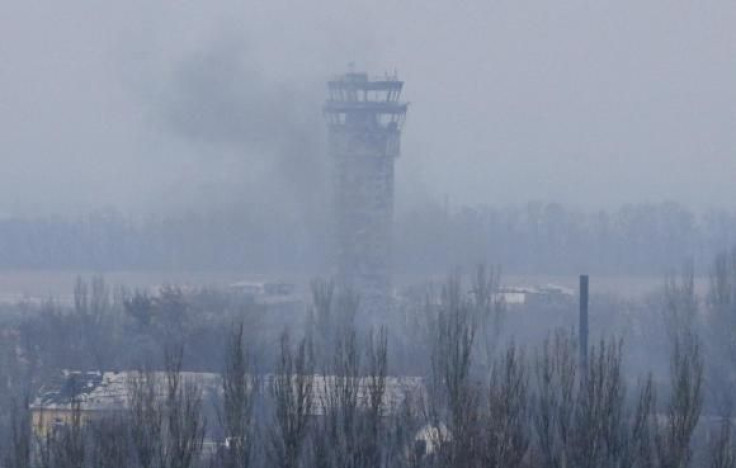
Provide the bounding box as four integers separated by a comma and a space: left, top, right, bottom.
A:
324, 71, 408, 322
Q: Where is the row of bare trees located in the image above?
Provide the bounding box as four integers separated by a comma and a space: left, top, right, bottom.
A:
0, 334, 721, 468
415, 269, 710, 468
5, 258, 736, 467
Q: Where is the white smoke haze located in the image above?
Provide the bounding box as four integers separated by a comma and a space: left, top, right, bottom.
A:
1, 0, 736, 218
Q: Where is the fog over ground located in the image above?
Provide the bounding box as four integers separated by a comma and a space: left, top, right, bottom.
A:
4, 5, 736, 466
2, 0, 736, 218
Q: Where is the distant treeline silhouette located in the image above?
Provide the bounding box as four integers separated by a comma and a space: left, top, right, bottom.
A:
1, 201, 735, 274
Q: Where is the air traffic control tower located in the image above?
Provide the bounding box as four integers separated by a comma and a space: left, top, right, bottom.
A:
324, 72, 408, 320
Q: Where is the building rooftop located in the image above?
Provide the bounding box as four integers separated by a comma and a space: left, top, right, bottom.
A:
31, 370, 425, 416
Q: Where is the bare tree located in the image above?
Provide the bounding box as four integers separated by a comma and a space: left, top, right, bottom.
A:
4, 397, 31, 468
384, 397, 423, 468
156, 287, 191, 346
655, 335, 703, 468
162, 346, 205, 468
427, 274, 481, 467
470, 264, 505, 370
363, 327, 388, 468
220, 323, 256, 468
630, 375, 657, 468
533, 331, 577, 468
531, 331, 665, 468
319, 327, 360, 468
310, 326, 390, 468
308, 279, 360, 368
37, 397, 86, 468
128, 367, 163, 468
309, 279, 335, 356
0, 335, 28, 468
709, 418, 736, 468
484, 343, 529, 468
89, 414, 131, 468
570, 339, 627, 468
268, 332, 314, 468
73, 275, 114, 371
124, 291, 156, 331
706, 249, 736, 411
663, 262, 698, 344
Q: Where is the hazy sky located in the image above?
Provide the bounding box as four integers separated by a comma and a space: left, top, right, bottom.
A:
2, 0, 735, 217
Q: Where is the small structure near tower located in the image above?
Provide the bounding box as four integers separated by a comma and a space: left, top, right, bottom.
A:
324, 71, 408, 321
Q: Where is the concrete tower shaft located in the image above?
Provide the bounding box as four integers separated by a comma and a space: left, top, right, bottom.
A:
324, 72, 407, 318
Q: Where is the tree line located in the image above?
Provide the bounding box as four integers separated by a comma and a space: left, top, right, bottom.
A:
2, 201, 736, 274
3, 254, 736, 467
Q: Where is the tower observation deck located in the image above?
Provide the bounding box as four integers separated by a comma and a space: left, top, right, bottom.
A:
324, 72, 408, 320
